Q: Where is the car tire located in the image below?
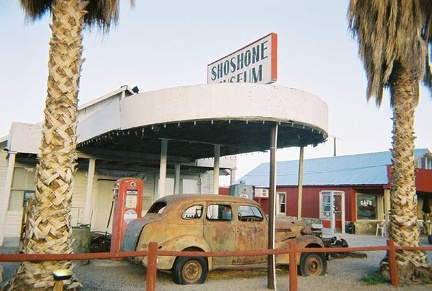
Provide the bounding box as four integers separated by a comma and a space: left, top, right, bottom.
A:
173, 256, 208, 284
299, 252, 327, 276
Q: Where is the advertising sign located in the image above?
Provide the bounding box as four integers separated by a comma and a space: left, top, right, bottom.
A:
207, 33, 277, 84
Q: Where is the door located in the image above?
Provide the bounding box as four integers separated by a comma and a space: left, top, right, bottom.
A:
320, 191, 345, 233
203, 203, 236, 266
235, 204, 267, 264
92, 180, 116, 232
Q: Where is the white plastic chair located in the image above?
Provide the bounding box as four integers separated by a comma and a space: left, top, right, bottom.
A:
376, 220, 387, 237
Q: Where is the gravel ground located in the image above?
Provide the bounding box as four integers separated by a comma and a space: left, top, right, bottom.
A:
1, 234, 432, 290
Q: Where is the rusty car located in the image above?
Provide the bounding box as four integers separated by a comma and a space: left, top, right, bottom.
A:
121, 194, 327, 284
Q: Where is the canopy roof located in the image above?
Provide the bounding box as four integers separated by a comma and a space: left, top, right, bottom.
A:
76, 83, 328, 163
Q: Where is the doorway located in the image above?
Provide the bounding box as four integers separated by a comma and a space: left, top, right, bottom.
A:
320, 190, 345, 233
92, 179, 117, 233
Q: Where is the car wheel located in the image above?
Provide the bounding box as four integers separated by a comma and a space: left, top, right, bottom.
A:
173, 256, 208, 284
299, 252, 327, 276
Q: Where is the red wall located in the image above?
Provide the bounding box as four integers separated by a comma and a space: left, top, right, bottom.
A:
415, 169, 432, 192
256, 186, 376, 222
254, 197, 269, 213
249, 167, 432, 222
345, 188, 356, 222
284, 187, 320, 218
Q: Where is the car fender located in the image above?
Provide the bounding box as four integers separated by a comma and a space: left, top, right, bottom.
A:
120, 217, 149, 252
143, 235, 214, 270
294, 235, 325, 249
276, 235, 324, 265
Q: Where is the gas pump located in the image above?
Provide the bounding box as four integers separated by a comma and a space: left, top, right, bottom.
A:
110, 178, 144, 253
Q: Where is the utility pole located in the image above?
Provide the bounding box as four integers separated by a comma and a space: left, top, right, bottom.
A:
332, 136, 340, 157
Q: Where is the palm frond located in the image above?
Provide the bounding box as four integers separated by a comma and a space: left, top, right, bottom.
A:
348, 0, 428, 107
19, 0, 135, 33
19, 0, 53, 20
421, 1, 432, 96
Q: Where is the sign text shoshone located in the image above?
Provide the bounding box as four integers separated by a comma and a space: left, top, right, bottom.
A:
207, 33, 277, 84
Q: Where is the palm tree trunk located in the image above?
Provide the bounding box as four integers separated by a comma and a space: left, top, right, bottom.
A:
384, 62, 430, 281
5, 0, 88, 289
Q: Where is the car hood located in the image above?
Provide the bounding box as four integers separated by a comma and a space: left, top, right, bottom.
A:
274, 217, 306, 239
275, 217, 306, 228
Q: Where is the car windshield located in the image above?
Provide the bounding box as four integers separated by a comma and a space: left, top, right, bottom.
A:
238, 205, 263, 221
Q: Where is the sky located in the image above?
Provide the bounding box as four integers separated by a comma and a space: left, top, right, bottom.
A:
1, 1, 432, 183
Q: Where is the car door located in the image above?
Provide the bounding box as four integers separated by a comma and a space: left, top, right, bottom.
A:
235, 204, 267, 265
203, 203, 236, 266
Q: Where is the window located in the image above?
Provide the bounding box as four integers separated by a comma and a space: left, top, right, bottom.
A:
320, 193, 331, 219
12, 168, 35, 189
8, 190, 24, 211
357, 194, 377, 220
8, 190, 35, 211
148, 201, 167, 214
238, 205, 263, 222
277, 192, 286, 214
181, 205, 203, 219
206, 204, 232, 221
8, 167, 36, 211
419, 156, 432, 169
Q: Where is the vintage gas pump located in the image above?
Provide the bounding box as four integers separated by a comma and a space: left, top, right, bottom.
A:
110, 178, 144, 253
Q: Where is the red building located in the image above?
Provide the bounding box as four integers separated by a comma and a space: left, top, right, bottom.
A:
240, 149, 432, 234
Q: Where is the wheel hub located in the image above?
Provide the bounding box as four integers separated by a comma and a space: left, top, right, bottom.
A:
183, 260, 202, 282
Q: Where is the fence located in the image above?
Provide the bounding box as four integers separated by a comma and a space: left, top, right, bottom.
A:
1, 240, 432, 291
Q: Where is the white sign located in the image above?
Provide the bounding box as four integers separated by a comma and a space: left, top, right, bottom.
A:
125, 191, 138, 208
207, 33, 277, 84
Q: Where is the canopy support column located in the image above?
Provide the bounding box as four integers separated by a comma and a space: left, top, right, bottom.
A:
213, 145, 220, 194
267, 124, 278, 289
158, 139, 168, 199
84, 158, 96, 225
297, 146, 304, 220
174, 164, 181, 194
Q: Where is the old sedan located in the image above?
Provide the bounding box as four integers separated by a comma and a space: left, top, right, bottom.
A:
121, 194, 326, 284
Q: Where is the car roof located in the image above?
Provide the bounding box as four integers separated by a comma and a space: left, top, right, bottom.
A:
154, 194, 260, 206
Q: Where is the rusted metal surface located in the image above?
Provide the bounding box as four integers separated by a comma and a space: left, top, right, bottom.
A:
203, 218, 235, 265
120, 217, 149, 252
121, 194, 325, 276
236, 221, 267, 264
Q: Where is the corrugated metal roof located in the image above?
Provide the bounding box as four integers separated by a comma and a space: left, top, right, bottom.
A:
239, 148, 429, 187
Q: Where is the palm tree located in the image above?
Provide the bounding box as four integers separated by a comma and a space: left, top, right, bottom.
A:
5, 1, 134, 289
348, 0, 432, 283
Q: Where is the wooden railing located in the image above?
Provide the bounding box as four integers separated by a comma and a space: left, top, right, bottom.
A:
1, 240, 432, 291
